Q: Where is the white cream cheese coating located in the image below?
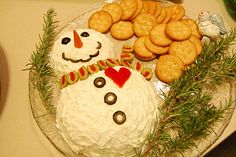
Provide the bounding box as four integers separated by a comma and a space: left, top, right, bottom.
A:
56, 66, 160, 157
50, 29, 115, 77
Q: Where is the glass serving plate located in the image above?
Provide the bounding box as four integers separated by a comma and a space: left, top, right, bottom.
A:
29, 1, 236, 157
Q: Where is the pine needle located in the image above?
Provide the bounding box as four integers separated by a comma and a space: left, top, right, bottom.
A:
25, 8, 58, 114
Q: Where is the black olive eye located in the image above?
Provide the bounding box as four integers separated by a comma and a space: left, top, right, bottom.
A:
81, 32, 89, 37
94, 77, 106, 88
104, 92, 117, 105
61, 37, 71, 45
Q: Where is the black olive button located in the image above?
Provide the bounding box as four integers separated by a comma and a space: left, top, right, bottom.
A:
94, 77, 106, 88
113, 111, 126, 125
104, 92, 117, 105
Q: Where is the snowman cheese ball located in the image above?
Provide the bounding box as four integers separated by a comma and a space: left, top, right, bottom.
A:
50, 29, 115, 77
56, 66, 160, 157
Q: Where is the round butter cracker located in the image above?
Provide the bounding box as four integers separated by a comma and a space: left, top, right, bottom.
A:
169, 4, 185, 21
134, 36, 156, 61
181, 18, 202, 39
166, 21, 192, 41
102, 2, 123, 23
120, 0, 137, 20
141, 1, 149, 14
110, 21, 134, 40
129, 0, 143, 21
154, 2, 162, 18
156, 54, 185, 83
162, 6, 172, 24
189, 35, 202, 55
134, 13, 158, 37
149, 24, 172, 47
156, 7, 167, 24
88, 10, 113, 33
145, 36, 169, 55
169, 40, 197, 65
147, 1, 157, 15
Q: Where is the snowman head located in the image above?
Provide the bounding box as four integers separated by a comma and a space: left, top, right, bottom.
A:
50, 29, 115, 77
56, 66, 160, 157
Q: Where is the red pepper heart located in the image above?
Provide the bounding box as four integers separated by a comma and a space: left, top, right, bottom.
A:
105, 67, 131, 88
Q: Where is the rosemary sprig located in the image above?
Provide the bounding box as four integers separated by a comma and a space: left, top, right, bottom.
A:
141, 28, 236, 157
25, 8, 58, 114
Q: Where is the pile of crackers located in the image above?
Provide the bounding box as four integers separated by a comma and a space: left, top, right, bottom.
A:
88, 0, 203, 83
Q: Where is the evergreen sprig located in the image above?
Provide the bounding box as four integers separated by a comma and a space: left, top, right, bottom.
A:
25, 8, 58, 114
141, 28, 236, 157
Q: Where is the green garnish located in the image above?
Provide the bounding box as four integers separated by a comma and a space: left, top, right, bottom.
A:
140, 28, 236, 157
25, 8, 58, 114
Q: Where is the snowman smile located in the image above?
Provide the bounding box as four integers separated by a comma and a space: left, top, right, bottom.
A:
62, 50, 100, 63
62, 41, 102, 63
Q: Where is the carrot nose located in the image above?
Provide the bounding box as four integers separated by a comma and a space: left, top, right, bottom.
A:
73, 30, 83, 48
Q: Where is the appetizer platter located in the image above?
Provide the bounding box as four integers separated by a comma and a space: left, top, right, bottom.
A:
26, 0, 236, 157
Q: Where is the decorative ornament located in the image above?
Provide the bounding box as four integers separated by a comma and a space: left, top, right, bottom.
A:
197, 10, 226, 40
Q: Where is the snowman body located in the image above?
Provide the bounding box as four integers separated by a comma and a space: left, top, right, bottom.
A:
56, 66, 159, 157
50, 29, 159, 156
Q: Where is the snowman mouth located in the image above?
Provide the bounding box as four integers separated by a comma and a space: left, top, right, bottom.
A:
62, 41, 102, 63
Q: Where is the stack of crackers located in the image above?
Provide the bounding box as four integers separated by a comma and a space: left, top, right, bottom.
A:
88, 0, 203, 84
